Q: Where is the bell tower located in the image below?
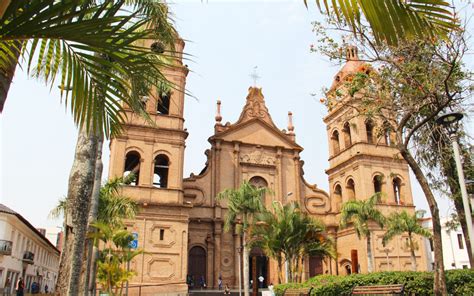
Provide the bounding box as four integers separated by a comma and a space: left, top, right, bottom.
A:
107, 38, 190, 295
324, 46, 427, 273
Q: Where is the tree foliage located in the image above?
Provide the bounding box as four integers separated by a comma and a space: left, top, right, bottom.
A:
306, 0, 458, 46
0, 0, 178, 136
253, 202, 334, 284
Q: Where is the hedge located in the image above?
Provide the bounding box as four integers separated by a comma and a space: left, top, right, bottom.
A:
274, 269, 474, 296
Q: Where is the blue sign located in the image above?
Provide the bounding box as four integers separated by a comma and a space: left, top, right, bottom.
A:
129, 232, 138, 249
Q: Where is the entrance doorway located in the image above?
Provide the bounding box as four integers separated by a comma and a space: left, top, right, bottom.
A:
249, 248, 269, 289
188, 246, 207, 289
309, 256, 324, 277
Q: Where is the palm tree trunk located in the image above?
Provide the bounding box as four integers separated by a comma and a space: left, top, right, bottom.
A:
65, 127, 100, 295
0, 0, 10, 19
82, 135, 104, 295
243, 231, 250, 296
55, 220, 73, 295
408, 234, 417, 271
367, 233, 373, 273
277, 257, 283, 284
400, 148, 447, 296
0, 40, 21, 112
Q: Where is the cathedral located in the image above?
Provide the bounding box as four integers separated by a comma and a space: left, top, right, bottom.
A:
107, 39, 429, 295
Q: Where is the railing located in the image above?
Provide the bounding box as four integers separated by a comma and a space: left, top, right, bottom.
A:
0, 240, 12, 255
23, 251, 34, 263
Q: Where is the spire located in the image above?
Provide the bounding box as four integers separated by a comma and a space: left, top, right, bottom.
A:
287, 111, 296, 141
287, 111, 295, 135
215, 99, 222, 123
345, 45, 359, 61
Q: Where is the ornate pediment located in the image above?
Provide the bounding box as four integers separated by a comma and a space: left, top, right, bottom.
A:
237, 87, 277, 127
240, 149, 276, 166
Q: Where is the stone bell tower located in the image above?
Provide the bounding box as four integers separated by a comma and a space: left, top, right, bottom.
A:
108, 38, 190, 295
323, 46, 428, 273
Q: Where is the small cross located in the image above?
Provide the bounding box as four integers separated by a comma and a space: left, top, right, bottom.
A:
250, 66, 260, 86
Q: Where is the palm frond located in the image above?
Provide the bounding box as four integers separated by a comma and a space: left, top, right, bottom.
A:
309, 0, 458, 46
1, 0, 177, 136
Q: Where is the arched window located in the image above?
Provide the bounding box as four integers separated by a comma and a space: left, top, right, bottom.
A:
393, 177, 402, 205
249, 176, 268, 204
153, 155, 169, 188
331, 130, 340, 155
334, 184, 343, 212
373, 175, 382, 194
124, 151, 141, 186
365, 120, 374, 144
343, 122, 352, 148
157, 92, 170, 115
346, 179, 355, 200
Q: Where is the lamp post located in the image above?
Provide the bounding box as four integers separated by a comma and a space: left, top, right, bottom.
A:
436, 112, 474, 260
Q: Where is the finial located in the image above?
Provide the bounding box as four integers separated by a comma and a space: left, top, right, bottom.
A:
215, 100, 222, 123
288, 111, 295, 135
345, 45, 359, 61
250, 66, 260, 87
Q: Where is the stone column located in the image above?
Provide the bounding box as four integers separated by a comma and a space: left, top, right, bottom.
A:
206, 234, 214, 288
233, 142, 240, 188
214, 222, 222, 289
233, 230, 241, 288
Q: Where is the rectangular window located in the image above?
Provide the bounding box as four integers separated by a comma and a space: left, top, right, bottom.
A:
457, 234, 464, 249
463, 265, 468, 269
429, 239, 434, 251
159, 229, 165, 241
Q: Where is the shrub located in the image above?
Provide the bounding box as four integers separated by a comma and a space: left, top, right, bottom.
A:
274, 269, 474, 296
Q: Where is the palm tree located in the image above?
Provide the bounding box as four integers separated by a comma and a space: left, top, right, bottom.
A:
217, 181, 269, 296
253, 202, 334, 283
1, 0, 176, 134
307, 0, 457, 46
340, 194, 385, 273
89, 221, 142, 296
50, 176, 139, 294
383, 210, 432, 271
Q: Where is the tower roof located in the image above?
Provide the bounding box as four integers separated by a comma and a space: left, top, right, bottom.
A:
329, 46, 370, 92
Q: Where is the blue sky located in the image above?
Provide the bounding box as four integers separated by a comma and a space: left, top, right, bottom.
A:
1, 1, 472, 228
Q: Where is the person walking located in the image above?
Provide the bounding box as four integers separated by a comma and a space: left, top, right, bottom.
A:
15, 277, 24, 296
218, 275, 223, 290
223, 284, 231, 295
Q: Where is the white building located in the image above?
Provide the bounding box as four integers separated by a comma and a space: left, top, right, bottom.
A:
0, 204, 60, 294
421, 217, 471, 271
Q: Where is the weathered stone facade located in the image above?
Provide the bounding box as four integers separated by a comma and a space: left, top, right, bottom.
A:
107, 42, 428, 295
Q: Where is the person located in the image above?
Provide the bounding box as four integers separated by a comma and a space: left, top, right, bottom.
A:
15, 277, 24, 296
44, 284, 49, 294
218, 275, 222, 290
4, 277, 11, 296
200, 275, 206, 289
223, 284, 231, 295
258, 275, 264, 288
186, 274, 192, 291
268, 283, 275, 296
30, 282, 37, 294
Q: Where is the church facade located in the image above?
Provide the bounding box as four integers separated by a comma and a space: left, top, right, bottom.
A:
107, 40, 429, 295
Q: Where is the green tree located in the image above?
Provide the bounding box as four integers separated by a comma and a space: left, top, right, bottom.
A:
383, 210, 432, 271
254, 202, 333, 283
340, 194, 385, 273
217, 181, 269, 296
313, 9, 470, 293
89, 221, 142, 296
50, 175, 139, 294
307, 0, 457, 46
1, 0, 175, 134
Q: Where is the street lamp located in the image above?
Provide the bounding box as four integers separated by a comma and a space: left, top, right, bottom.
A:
436, 112, 474, 260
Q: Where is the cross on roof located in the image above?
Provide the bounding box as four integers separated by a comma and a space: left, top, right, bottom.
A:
250, 66, 260, 86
